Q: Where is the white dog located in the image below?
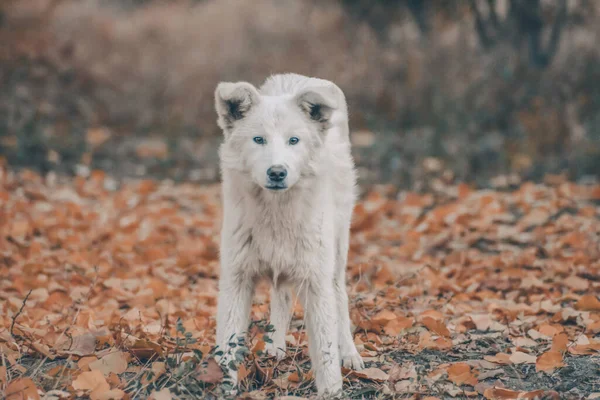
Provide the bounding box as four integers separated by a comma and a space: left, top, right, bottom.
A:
214, 73, 364, 396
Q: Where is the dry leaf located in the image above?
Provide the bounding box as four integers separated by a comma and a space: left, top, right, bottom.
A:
195, 358, 224, 384
536, 350, 564, 373
551, 332, 568, 353
421, 316, 451, 337
149, 389, 173, 400
72, 370, 110, 393
484, 353, 512, 365
89, 351, 129, 376
509, 351, 537, 365
57, 333, 97, 356
447, 363, 478, 386
352, 367, 389, 382
6, 378, 40, 400
383, 316, 414, 336
371, 309, 397, 326
129, 339, 163, 360
91, 389, 125, 400
484, 387, 544, 399
575, 295, 600, 311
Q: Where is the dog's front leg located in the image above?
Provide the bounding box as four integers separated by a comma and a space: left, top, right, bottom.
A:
216, 275, 253, 384
300, 279, 343, 396
266, 285, 292, 360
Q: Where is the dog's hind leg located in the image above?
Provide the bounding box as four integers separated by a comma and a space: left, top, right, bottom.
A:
335, 226, 365, 370
265, 285, 292, 360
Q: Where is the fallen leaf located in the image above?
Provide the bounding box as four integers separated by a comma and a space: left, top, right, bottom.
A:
536, 350, 564, 373
383, 316, 414, 336
484, 353, 511, 365
195, 358, 224, 384
551, 332, 568, 353
78, 356, 98, 371
128, 339, 163, 360
149, 389, 173, 400
509, 351, 537, 365
55, 333, 97, 357
6, 378, 40, 400
352, 367, 389, 382
483, 387, 544, 399
478, 368, 504, 380
575, 295, 600, 311
91, 389, 125, 400
89, 351, 129, 376
371, 309, 397, 326
447, 362, 478, 386
72, 370, 110, 393
422, 316, 451, 337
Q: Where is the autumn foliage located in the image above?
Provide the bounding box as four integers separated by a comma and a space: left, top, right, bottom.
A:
1, 162, 600, 399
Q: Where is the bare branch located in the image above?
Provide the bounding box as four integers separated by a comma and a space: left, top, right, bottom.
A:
542, 0, 568, 66
470, 0, 494, 49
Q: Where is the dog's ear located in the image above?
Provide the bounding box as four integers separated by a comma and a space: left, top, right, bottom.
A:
215, 82, 260, 133
295, 85, 339, 131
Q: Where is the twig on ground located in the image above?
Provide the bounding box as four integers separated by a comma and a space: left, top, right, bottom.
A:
10, 289, 33, 342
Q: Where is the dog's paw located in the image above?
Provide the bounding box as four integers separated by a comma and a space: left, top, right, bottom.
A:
340, 350, 364, 370
264, 341, 287, 360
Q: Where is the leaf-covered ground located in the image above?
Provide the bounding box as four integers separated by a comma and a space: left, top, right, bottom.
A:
1, 164, 600, 399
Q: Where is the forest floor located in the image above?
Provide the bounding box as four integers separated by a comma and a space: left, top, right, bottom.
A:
1, 164, 600, 399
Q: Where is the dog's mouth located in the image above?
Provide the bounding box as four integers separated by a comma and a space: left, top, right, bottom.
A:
265, 183, 288, 191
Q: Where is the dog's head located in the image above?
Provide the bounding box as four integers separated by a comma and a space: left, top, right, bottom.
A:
215, 79, 341, 192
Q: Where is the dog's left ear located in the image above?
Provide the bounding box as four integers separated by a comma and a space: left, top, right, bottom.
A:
296, 85, 339, 131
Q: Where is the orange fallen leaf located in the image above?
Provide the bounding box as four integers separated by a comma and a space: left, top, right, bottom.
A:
383, 316, 414, 336
195, 358, 224, 384
288, 371, 302, 382
149, 389, 173, 400
568, 342, 600, 355
536, 350, 564, 373
421, 316, 450, 337
484, 353, 512, 365
252, 338, 266, 354
78, 356, 98, 371
419, 331, 453, 351
352, 367, 389, 382
447, 362, 478, 386
72, 370, 110, 393
6, 378, 40, 400
89, 351, 129, 376
551, 332, 569, 353
238, 363, 252, 382
484, 387, 546, 399
91, 389, 125, 400
371, 309, 397, 326
575, 295, 600, 311
129, 339, 163, 360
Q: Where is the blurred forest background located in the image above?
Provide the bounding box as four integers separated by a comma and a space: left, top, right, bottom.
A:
1, 0, 599, 190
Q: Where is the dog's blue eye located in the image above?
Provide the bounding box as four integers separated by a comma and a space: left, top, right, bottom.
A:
289, 137, 299, 145
253, 136, 265, 145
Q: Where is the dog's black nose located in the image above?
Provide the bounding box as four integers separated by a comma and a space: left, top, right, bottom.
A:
267, 165, 287, 182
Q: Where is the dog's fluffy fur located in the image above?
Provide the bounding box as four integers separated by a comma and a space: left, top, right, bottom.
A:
214, 73, 363, 396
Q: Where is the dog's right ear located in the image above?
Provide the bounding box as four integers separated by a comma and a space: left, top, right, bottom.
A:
215, 82, 260, 134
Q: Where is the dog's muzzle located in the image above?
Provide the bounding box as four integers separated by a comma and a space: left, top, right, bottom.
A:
266, 165, 287, 190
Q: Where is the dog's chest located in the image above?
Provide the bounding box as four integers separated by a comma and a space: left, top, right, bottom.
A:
250, 209, 323, 278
